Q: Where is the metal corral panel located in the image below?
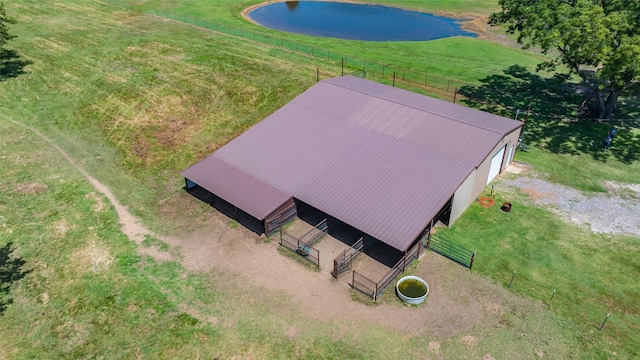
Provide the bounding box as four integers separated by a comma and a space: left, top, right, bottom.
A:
181, 157, 292, 220
182, 76, 523, 252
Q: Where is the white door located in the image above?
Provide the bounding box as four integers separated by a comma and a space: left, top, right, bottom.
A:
506, 145, 514, 166
486, 146, 505, 185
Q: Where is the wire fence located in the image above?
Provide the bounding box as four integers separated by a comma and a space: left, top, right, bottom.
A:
99, 1, 478, 100
98, 1, 640, 128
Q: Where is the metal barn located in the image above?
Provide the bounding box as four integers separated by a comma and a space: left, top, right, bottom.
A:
181, 76, 523, 253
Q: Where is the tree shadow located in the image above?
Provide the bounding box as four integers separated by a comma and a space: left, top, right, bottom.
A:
0, 242, 31, 315
458, 65, 640, 164
0, 48, 31, 81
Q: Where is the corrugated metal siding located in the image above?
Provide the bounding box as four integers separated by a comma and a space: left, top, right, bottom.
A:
182, 76, 523, 251
180, 157, 291, 220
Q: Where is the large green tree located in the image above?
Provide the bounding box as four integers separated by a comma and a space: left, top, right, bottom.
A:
490, 0, 640, 119
0, 2, 16, 50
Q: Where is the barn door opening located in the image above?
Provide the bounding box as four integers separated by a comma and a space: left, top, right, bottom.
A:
487, 146, 506, 185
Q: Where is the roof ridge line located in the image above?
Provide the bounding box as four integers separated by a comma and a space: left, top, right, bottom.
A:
288, 99, 478, 169
323, 77, 507, 135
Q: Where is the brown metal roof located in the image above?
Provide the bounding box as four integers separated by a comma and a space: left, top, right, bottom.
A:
182, 76, 523, 251
181, 156, 291, 220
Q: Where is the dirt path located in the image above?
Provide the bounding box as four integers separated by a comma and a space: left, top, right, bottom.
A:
7, 120, 163, 260
12, 118, 523, 337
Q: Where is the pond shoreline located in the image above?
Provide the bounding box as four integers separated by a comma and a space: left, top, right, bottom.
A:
241, 0, 485, 41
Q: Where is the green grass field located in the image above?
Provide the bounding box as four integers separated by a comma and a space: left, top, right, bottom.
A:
1, 0, 639, 359
132, 0, 547, 85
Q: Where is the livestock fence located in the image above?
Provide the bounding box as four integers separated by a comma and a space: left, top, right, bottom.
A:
426, 234, 476, 269
264, 201, 298, 236
332, 237, 364, 278
99, 0, 612, 121
278, 219, 328, 268
100, 0, 468, 98
351, 233, 427, 301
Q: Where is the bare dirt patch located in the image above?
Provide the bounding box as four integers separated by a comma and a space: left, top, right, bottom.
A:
461, 335, 478, 347
73, 239, 114, 273
84, 192, 106, 212
52, 219, 73, 239
14, 181, 48, 194
163, 209, 535, 338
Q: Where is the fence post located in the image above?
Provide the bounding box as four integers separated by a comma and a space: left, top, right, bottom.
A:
509, 271, 516, 288
424, 74, 428, 86
316, 67, 319, 83
341, 58, 344, 76
470, 251, 476, 269
599, 313, 610, 331
374, 283, 378, 302
453, 87, 458, 103
352, 270, 355, 288
392, 71, 396, 87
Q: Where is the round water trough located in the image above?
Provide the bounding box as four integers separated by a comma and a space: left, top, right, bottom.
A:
396, 276, 429, 304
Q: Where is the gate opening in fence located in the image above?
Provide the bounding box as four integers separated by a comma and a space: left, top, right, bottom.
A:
279, 219, 328, 267
332, 237, 364, 278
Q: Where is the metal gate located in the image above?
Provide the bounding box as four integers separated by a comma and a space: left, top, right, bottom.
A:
426, 234, 475, 269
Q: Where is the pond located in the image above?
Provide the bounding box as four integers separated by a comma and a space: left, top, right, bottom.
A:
247, 1, 476, 41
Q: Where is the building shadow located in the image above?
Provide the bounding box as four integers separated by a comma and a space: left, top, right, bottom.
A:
183, 184, 265, 234
0, 49, 31, 81
295, 200, 403, 267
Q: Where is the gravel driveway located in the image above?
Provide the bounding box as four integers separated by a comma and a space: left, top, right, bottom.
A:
501, 176, 640, 237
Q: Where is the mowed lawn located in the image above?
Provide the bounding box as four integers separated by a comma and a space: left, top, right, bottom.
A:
0, 0, 639, 359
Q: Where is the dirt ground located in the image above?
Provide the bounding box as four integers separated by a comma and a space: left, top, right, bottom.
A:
20, 122, 552, 340
160, 209, 524, 338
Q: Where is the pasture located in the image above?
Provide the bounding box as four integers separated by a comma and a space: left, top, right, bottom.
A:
1, 0, 638, 359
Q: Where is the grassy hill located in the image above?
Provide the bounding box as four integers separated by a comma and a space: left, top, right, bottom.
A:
1, 0, 638, 359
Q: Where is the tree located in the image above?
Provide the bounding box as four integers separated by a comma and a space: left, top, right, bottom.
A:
0, 1, 16, 50
490, 0, 640, 119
